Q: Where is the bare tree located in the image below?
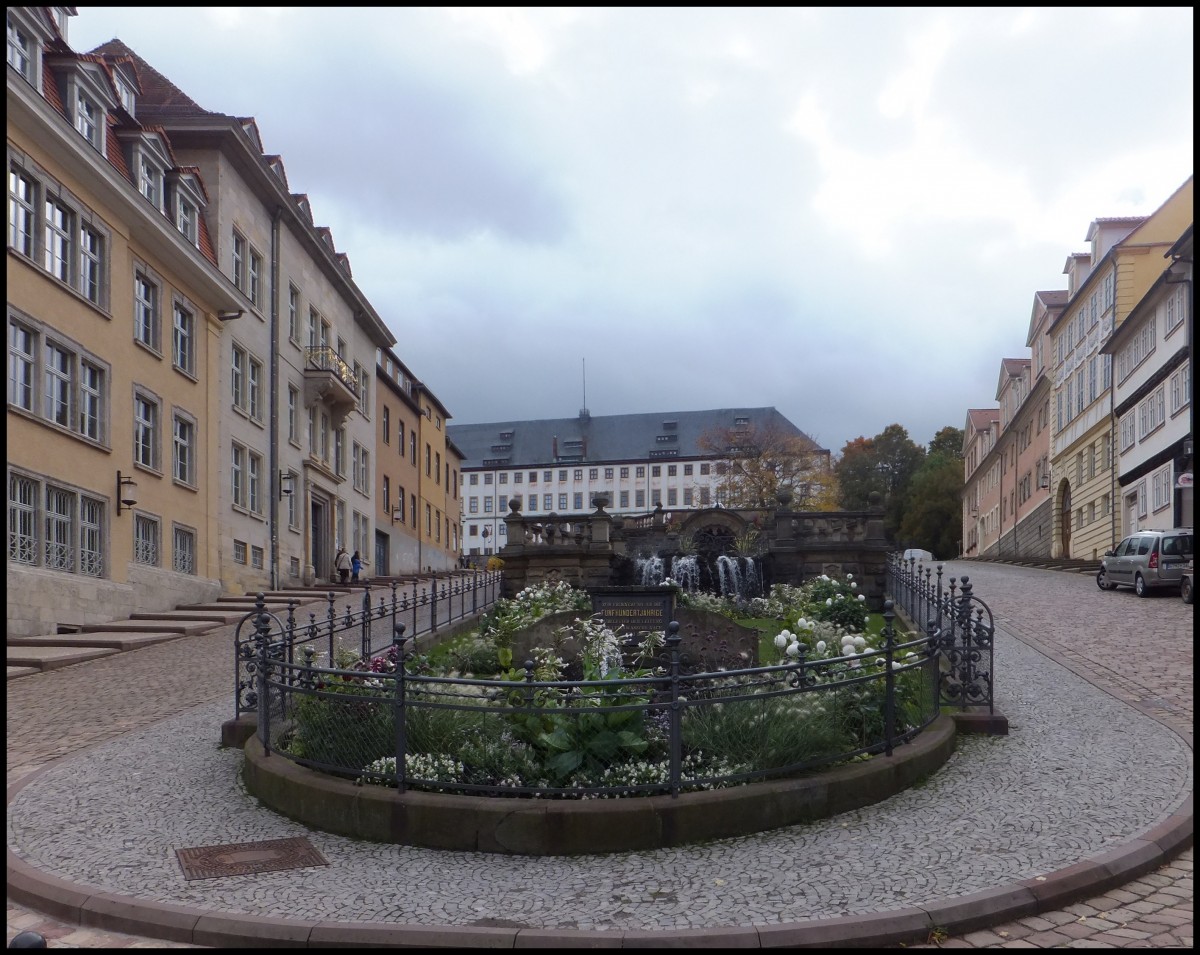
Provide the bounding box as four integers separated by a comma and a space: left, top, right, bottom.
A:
697, 420, 830, 508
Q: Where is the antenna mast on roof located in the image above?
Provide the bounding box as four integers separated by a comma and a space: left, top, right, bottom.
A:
579, 358, 589, 421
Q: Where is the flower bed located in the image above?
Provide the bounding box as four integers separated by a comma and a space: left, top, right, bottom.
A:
265, 576, 937, 800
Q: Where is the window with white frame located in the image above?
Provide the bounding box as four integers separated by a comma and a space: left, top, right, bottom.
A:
1136, 480, 1148, 519
133, 390, 159, 470
233, 539, 247, 564
1151, 466, 1172, 513
336, 500, 346, 550
176, 195, 197, 245
6, 14, 34, 83
8, 471, 36, 564
173, 525, 195, 574
352, 442, 370, 493
133, 513, 159, 566
74, 89, 102, 151
172, 301, 194, 375
43, 484, 73, 571
232, 230, 247, 293
287, 385, 299, 444
1137, 386, 1166, 439
231, 343, 245, 408
248, 356, 263, 420
322, 415, 333, 466
248, 451, 262, 514
1165, 288, 1184, 335
288, 285, 300, 342
251, 545, 264, 569
43, 340, 71, 428
286, 479, 298, 529
231, 443, 245, 509
248, 247, 263, 308
79, 223, 103, 305
1170, 364, 1190, 415
133, 271, 159, 350
9, 168, 37, 257
43, 197, 73, 283
172, 412, 195, 486
1119, 413, 1136, 452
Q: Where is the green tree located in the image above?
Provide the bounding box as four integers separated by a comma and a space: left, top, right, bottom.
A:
833, 436, 881, 511
898, 451, 964, 558
928, 425, 964, 460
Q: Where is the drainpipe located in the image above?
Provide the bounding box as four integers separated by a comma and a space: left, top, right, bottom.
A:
268, 206, 282, 590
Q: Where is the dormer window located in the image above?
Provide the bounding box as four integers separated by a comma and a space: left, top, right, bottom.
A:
138, 156, 165, 211
7, 15, 32, 81
74, 92, 100, 150
177, 197, 197, 245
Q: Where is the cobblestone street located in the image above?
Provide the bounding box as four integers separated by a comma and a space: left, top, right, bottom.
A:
6, 563, 1192, 948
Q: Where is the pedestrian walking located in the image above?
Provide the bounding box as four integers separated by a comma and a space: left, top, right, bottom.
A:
351, 551, 363, 583
334, 546, 351, 584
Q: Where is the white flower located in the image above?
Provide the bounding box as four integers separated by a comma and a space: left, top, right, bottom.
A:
850, 581, 857, 589
774, 633, 788, 649
846, 573, 853, 580
826, 598, 833, 606
816, 640, 826, 653
786, 642, 801, 657
857, 594, 866, 601
853, 636, 866, 650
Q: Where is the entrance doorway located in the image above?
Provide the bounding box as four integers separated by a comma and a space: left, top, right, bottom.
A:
311, 499, 328, 584
375, 529, 389, 577
1059, 483, 1072, 557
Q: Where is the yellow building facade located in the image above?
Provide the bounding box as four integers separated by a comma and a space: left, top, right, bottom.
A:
1048, 178, 1193, 558
7, 8, 241, 635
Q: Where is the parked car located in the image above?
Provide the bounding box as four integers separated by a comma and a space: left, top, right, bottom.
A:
1096, 528, 1194, 597
1182, 560, 1193, 604
902, 548, 936, 563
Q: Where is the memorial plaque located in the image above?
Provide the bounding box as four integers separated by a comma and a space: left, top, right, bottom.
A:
591, 588, 673, 635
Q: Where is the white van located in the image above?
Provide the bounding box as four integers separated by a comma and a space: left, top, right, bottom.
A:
901, 548, 935, 563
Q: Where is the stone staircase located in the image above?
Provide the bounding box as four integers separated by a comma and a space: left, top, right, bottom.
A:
5, 585, 358, 681
959, 555, 1103, 575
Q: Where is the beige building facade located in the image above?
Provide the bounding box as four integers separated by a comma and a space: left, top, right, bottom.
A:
90, 40, 397, 591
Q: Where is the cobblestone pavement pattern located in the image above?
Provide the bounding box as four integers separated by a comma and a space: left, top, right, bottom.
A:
6, 564, 1192, 948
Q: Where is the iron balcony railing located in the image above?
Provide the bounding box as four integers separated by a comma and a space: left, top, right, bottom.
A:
304, 345, 358, 396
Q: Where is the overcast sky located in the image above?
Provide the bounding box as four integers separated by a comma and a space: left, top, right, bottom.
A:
67, 7, 1193, 451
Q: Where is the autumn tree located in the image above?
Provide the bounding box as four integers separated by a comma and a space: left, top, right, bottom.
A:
928, 425, 964, 460
696, 419, 830, 508
834, 424, 926, 539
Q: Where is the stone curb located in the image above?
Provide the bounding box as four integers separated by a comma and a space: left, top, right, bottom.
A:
7, 764, 1191, 949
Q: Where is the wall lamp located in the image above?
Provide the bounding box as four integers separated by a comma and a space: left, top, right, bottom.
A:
116, 470, 138, 514
391, 507, 404, 525
279, 471, 295, 500
1039, 475, 1050, 490
217, 309, 244, 322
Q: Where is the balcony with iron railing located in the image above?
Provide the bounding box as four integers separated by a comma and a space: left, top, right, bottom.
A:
303, 345, 359, 425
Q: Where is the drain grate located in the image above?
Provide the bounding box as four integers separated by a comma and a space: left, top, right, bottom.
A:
176, 836, 329, 881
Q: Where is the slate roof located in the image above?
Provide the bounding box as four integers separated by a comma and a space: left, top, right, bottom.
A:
448, 407, 824, 469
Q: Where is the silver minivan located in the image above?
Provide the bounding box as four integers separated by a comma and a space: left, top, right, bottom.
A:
1097, 528, 1194, 597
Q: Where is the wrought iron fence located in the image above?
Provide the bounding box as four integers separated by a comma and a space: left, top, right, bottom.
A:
886, 553, 995, 712
246, 602, 942, 799
234, 570, 504, 719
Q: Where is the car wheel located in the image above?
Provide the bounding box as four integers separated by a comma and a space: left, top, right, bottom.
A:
1183, 578, 1194, 605
1096, 569, 1117, 591
1134, 573, 1149, 598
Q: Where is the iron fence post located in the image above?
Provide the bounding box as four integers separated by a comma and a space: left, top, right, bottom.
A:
360, 581, 372, 659
326, 591, 337, 662
882, 600, 896, 757
393, 623, 408, 794
430, 572, 439, 632
254, 593, 272, 754
666, 621, 682, 798
472, 568, 479, 614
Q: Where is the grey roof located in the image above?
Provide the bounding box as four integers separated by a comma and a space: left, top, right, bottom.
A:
447, 407, 824, 469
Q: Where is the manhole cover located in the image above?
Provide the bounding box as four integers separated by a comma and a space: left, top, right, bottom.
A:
176, 836, 329, 881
